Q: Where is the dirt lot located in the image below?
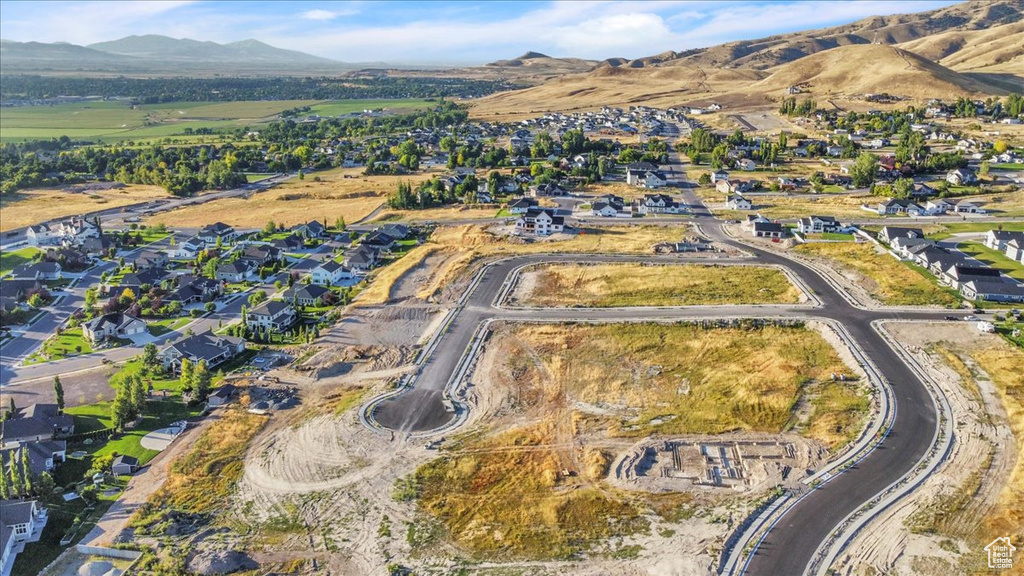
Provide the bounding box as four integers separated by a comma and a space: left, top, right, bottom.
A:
1, 183, 170, 231
834, 322, 1024, 576
508, 262, 804, 307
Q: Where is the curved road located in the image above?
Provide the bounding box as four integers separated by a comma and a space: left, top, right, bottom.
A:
369, 185, 949, 575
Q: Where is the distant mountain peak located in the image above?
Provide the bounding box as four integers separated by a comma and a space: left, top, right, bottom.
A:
517, 51, 550, 60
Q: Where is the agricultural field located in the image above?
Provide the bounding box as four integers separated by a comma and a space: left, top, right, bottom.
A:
0, 184, 171, 231
0, 98, 434, 143
510, 263, 803, 307
794, 241, 961, 307
409, 321, 867, 559
146, 166, 439, 229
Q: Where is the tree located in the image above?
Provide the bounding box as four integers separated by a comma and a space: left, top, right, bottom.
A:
142, 342, 158, 369
334, 216, 346, 231
698, 173, 712, 186
20, 448, 31, 495
54, 375, 64, 412
8, 452, 24, 497
179, 358, 193, 393
36, 471, 55, 496
263, 220, 277, 236
980, 161, 990, 178
130, 374, 147, 414
892, 178, 914, 200
111, 381, 134, 430
993, 140, 1008, 154
204, 301, 216, 313
0, 457, 8, 499
193, 359, 212, 400
850, 152, 878, 188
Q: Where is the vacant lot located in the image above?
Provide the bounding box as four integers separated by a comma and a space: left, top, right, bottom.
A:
513, 263, 802, 307
795, 241, 960, 307
710, 192, 875, 220
1, 184, 170, 231
411, 321, 866, 560
147, 167, 439, 229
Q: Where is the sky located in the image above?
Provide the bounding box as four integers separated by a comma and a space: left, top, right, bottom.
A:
0, 0, 961, 65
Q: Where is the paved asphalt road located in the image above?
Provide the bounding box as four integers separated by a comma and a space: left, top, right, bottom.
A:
372, 183, 947, 575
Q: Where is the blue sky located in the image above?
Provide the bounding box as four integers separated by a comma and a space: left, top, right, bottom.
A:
0, 0, 960, 65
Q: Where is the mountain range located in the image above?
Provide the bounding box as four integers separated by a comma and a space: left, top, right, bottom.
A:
0, 34, 352, 74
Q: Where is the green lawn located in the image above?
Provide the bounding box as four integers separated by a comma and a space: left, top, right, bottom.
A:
244, 172, 276, 183
991, 163, 1024, 171
0, 247, 40, 276
928, 222, 1024, 240
958, 241, 1024, 280
306, 98, 434, 116
25, 327, 95, 364
147, 316, 192, 336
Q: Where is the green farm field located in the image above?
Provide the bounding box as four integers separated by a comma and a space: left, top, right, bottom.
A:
0, 98, 434, 143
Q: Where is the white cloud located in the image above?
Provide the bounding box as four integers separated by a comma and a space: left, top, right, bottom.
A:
551, 13, 675, 57
300, 9, 356, 21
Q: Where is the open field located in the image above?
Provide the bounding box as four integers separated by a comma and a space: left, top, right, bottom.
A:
1, 184, 171, 231
146, 167, 439, 229
410, 321, 866, 559
794, 241, 961, 307
0, 99, 434, 143
512, 263, 803, 307
952, 189, 1024, 217
371, 205, 501, 223
705, 191, 875, 220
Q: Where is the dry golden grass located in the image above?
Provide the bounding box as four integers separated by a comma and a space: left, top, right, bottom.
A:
508, 322, 857, 440
959, 189, 1024, 217
411, 321, 863, 559
146, 167, 439, 229
519, 263, 802, 307
971, 346, 1024, 549
372, 205, 500, 223
357, 244, 440, 304
794, 241, 960, 307
0, 185, 170, 231
130, 405, 266, 531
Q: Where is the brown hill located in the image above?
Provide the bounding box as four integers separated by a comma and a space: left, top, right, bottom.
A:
897, 20, 1024, 73
751, 44, 1010, 98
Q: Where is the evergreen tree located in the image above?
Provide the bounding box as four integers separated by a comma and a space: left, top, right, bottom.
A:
20, 448, 31, 495
0, 457, 9, 499
54, 375, 65, 412
142, 342, 158, 369
111, 382, 134, 430
130, 374, 147, 414
9, 452, 24, 497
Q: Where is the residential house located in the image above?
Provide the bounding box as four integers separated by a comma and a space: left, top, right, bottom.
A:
736, 158, 756, 171
951, 200, 985, 214
890, 235, 935, 259
711, 170, 730, 183
9, 262, 61, 281
873, 199, 925, 215
742, 214, 771, 231
174, 236, 205, 259
311, 259, 354, 285
111, 454, 140, 475
943, 264, 1002, 289
0, 404, 73, 449
946, 168, 977, 186
167, 276, 222, 305
198, 222, 235, 244
591, 194, 631, 218
215, 261, 253, 283
297, 220, 326, 238
960, 278, 1024, 303
285, 284, 332, 307
133, 250, 169, 270
985, 230, 1024, 252
344, 246, 381, 272
56, 217, 100, 246
515, 208, 565, 236
528, 183, 568, 197
0, 499, 48, 576
159, 331, 246, 374
1, 440, 65, 477
638, 194, 685, 215
208, 384, 237, 407
752, 222, 786, 239
0, 280, 42, 303
81, 312, 147, 344
726, 195, 753, 210
271, 233, 305, 252
508, 197, 538, 214
119, 268, 167, 290
639, 170, 668, 188
25, 224, 56, 246
925, 198, 954, 215
625, 162, 659, 186
238, 244, 281, 268
796, 216, 841, 234
246, 300, 298, 333
79, 235, 114, 258
878, 226, 925, 245
380, 224, 411, 240
1006, 238, 1024, 264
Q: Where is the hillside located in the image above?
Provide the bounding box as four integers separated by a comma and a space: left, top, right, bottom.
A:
897, 20, 1024, 73
751, 44, 1008, 98
481, 51, 599, 81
